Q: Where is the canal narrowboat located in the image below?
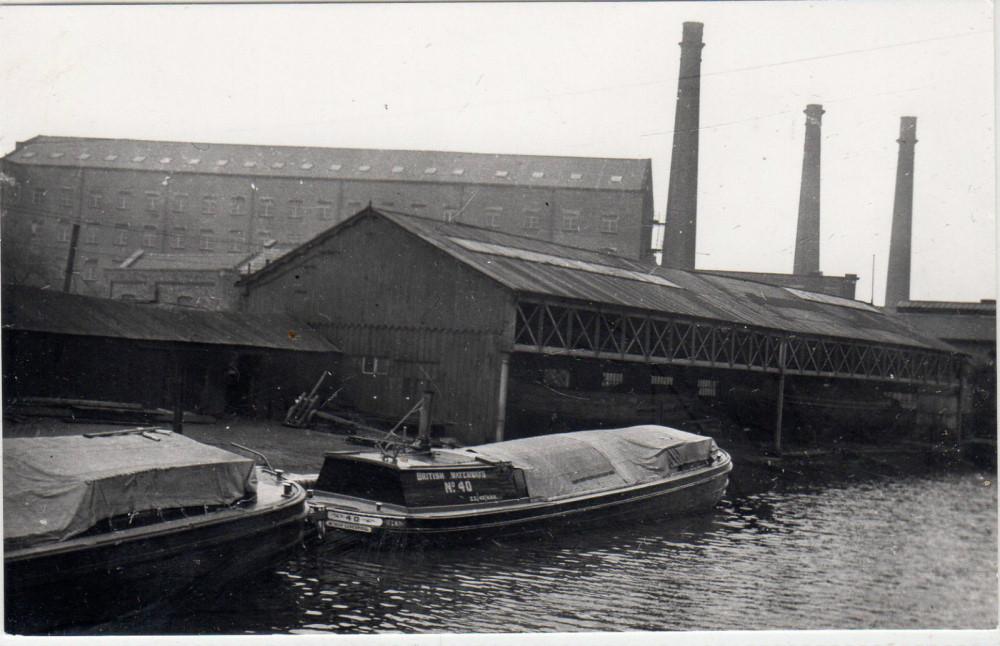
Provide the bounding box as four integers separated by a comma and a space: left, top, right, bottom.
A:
4, 429, 308, 633
306, 425, 732, 545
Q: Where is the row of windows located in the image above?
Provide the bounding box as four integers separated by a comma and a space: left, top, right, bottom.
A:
8, 185, 623, 234
541, 367, 714, 395
18, 150, 627, 185
28, 220, 294, 252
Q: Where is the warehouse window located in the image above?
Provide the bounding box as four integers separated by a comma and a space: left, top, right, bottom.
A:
392, 165, 405, 174
200, 228, 214, 250
145, 192, 160, 213
231, 196, 246, 216
610, 175, 623, 183
114, 224, 129, 247
83, 259, 98, 282
357, 165, 371, 172
229, 230, 244, 252
58, 220, 71, 243
542, 368, 570, 389
259, 197, 274, 217
424, 167, 437, 175
569, 172, 583, 181
561, 210, 581, 232
651, 375, 674, 387
523, 209, 541, 231
171, 194, 188, 213
142, 226, 158, 248
601, 371, 624, 388
171, 227, 186, 249
361, 357, 389, 376
317, 200, 333, 219
272, 161, 285, 169
601, 214, 620, 234
132, 155, 146, 163
32, 187, 46, 205
451, 168, 465, 176
84, 226, 99, 246
117, 191, 130, 210
300, 162, 313, 170
531, 171, 545, 179
29, 220, 42, 237
256, 229, 273, 243
697, 379, 717, 397
202, 195, 218, 215
88, 192, 102, 209
289, 199, 305, 218
485, 207, 502, 229
60, 187, 74, 208
287, 232, 303, 244
345, 200, 363, 212
6, 183, 20, 204
410, 202, 427, 212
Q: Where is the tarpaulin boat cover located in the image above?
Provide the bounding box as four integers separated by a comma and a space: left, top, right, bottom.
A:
3, 431, 257, 549
463, 425, 718, 501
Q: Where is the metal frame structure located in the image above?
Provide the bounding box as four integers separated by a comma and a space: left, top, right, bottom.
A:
512, 299, 960, 387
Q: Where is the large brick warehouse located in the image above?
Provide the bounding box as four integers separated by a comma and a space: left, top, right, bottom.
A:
0, 136, 656, 298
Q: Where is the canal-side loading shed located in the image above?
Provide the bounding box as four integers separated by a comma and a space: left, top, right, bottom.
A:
3, 284, 340, 418
238, 207, 964, 447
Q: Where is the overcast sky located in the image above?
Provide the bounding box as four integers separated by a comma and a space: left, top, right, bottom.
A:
0, 1, 994, 305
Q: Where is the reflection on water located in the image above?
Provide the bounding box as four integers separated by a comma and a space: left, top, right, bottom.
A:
91, 469, 996, 634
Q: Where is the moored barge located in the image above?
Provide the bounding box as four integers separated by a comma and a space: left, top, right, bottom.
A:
4, 429, 308, 633
307, 425, 731, 545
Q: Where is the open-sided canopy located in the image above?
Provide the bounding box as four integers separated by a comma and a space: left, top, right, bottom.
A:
460, 425, 717, 501
3, 431, 257, 549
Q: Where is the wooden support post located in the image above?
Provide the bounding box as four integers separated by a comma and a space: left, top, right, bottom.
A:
774, 340, 787, 454
172, 351, 184, 434
496, 354, 510, 442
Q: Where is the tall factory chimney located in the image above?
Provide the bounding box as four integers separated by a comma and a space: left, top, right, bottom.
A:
793, 104, 825, 275
884, 117, 918, 309
662, 21, 704, 270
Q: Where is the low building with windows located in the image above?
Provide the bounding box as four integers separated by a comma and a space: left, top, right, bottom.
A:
239, 207, 963, 448
1, 136, 655, 297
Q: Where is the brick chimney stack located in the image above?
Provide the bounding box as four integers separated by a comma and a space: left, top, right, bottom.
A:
885, 117, 918, 309
662, 21, 704, 270
793, 104, 825, 275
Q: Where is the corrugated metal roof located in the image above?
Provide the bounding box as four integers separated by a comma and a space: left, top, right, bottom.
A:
895, 311, 996, 344
241, 208, 954, 352
2, 285, 339, 353
5, 136, 650, 192
897, 300, 997, 314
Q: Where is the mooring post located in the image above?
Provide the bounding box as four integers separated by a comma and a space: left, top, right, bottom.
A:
495, 355, 510, 442
774, 340, 787, 454
417, 389, 433, 449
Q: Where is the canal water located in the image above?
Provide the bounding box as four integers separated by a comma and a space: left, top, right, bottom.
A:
91, 466, 996, 634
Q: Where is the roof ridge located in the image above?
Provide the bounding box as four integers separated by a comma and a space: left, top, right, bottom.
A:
19, 134, 651, 164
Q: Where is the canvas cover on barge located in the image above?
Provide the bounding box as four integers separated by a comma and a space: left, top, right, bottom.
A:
3, 431, 257, 549
460, 425, 718, 500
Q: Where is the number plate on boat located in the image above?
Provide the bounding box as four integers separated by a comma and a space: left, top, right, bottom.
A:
327, 511, 383, 527
326, 520, 373, 533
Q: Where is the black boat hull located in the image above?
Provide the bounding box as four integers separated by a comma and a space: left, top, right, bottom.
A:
5, 476, 307, 634
321, 457, 731, 548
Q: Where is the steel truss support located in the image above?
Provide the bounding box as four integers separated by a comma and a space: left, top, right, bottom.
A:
512, 299, 960, 387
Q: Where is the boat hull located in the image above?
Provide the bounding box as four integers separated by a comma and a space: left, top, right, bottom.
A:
317, 455, 731, 547
4, 472, 307, 634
